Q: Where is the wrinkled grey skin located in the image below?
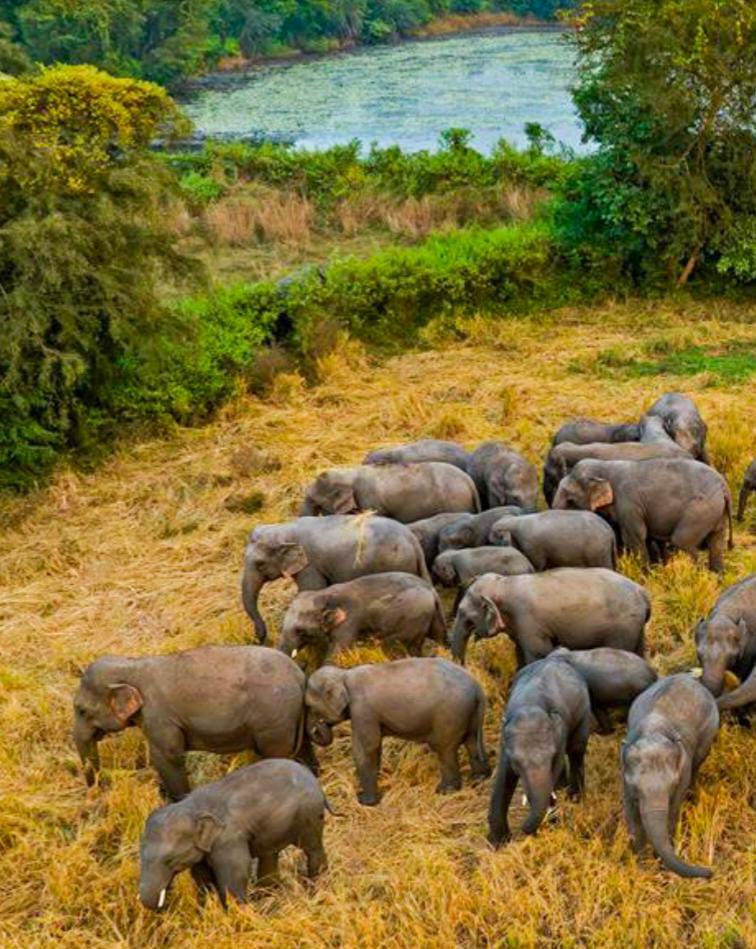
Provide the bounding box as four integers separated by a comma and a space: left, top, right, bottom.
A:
363, 438, 470, 472
278, 572, 446, 663
543, 439, 688, 507
489, 510, 617, 571
242, 515, 430, 643
694, 574, 756, 697
300, 462, 480, 523
432, 546, 534, 591
552, 419, 641, 447
737, 459, 756, 522
73, 646, 309, 800
717, 662, 756, 712
139, 760, 328, 911
408, 513, 474, 569
467, 441, 539, 510
551, 647, 658, 733
639, 413, 682, 447
487, 657, 592, 845
622, 674, 719, 878
450, 569, 650, 666
436, 506, 523, 553
305, 658, 490, 805
644, 391, 709, 462
553, 458, 732, 573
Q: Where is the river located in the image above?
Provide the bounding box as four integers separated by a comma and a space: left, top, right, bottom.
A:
184, 29, 584, 154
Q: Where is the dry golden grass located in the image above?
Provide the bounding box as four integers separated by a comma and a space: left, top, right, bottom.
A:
1, 299, 755, 947
204, 191, 315, 246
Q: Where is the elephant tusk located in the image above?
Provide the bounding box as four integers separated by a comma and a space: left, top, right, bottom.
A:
158, 888, 167, 909
690, 667, 703, 679
291, 649, 298, 658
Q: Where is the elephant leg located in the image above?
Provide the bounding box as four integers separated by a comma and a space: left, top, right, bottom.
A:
191, 859, 219, 904
465, 731, 491, 781
301, 822, 328, 879
148, 733, 190, 801
256, 852, 281, 887
487, 753, 518, 847
434, 742, 462, 794
592, 707, 614, 735
704, 517, 728, 574
209, 840, 253, 906
566, 720, 590, 799
352, 718, 382, 806
296, 731, 320, 776
619, 516, 648, 561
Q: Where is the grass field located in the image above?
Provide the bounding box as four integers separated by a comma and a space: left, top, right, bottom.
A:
0, 298, 754, 948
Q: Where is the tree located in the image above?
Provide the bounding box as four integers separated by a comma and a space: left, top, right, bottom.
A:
558, 0, 756, 284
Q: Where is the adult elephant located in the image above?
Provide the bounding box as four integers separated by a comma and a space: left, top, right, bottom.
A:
552, 458, 731, 572
242, 515, 430, 643
363, 438, 470, 472
695, 574, 756, 697
551, 419, 640, 447
644, 392, 709, 462
488, 509, 616, 571
300, 462, 480, 522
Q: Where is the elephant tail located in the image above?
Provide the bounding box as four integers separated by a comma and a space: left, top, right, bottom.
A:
726, 493, 734, 549
412, 534, 433, 585
471, 482, 483, 514
474, 690, 489, 770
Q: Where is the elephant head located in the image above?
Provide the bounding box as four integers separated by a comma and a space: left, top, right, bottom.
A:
622, 735, 711, 878
431, 553, 459, 588
242, 532, 310, 643
506, 707, 565, 836
278, 592, 347, 657
695, 614, 749, 697
488, 514, 519, 547
450, 577, 507, 664
73, 657, 144, 786
300, 472, 357, 517
139, 805, 221, 910
552, 465, 614, 513
305, 666, 350, 746
437, 519, 475, 553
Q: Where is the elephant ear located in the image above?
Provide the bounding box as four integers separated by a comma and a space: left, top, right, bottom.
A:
482, 595, 506, 633
195, 813, 224, 853
321, 605, 347, 630
277, 543, 309, 578
322, 672, 350, 718
107, 683, 143, 725
587, 477, 613, 511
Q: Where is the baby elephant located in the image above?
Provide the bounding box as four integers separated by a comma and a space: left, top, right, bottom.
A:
551, 647, 657, 733
437, 506, 523, 553
468, 441, 539, 510
488, 657, 592, 846
489, 510, 616, 571
694, 574, 756, 697
306, 658, 490, 805
737, 459, 756, 522
73, 646, 309, 800
432, 547, 534, 607
622, 674, 719, 878
139, 760, 329, 910
278, 572, 446, 662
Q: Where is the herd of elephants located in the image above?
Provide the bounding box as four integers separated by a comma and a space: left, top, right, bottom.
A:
72, 391, 756, 911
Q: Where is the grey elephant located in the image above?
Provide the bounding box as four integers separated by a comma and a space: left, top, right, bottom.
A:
73, 646, 310, 800
644, 391, 709, 462
552, 419, 640, 447
305, 658, 490, 805
622, 674, 719, 878
408, 512, 476, 569
543, 439, 688, 507
552, 458, 732, 572
242, 515, 430, 643
487, 657, 592, 846
300, 462, 480, 522
488, 510, 616, 571
278, 572, 446, 662
639, 413, 683, 447
551, 647, 658, 733
717, 662, 756, 713
139, 760, 329, 910
467, 441, 539, 510
695, 574, 755, 696
432, 547, 534, 608
363, 438, 470, 471
737, 459, 756, 522
436, 506, 523, 553
450, 568, 650, 666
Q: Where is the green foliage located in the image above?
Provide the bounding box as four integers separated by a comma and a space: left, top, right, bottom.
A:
575, 340, 756, 385
178, 170, 225, 207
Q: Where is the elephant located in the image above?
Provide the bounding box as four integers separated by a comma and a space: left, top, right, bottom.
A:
300, 462, 480, 523
644, 391, 709, 462
487, 656, 592, 846
552, 419, 641, 447
305, 658, 490, 805
694, 574, 756, 697
542, 439, 688, 507
717, 662, 756, 713
432, 547, 534, 609
467, 441, 539, 510
737, 459, 756, 522
73, 646, 310, 800
639, 413, 683, 447
551, 647, 657, 733
408, 512, 476, 569
139, 759, 329, 910
622, 674, 719, 878
242, 515, 430, 643
363, 438, 470, 472
278, 572, 447, 662
450, 568, 650, 666
436, 506, 523, 553
488, 510, 617, 571
552, 458, 732, 573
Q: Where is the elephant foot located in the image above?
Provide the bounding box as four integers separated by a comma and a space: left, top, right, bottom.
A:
436, 778, 462, 794
486, 831, 510, 849
357, 790, 381, 807
470, 762, 493, 782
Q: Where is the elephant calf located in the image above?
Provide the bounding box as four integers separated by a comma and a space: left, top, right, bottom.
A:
644, 391, 709, 462
695, 574, 756, 697
552, 419, 640, 447
432, 547, 534, 606
436, 506, 523, 553
408, 512, 476, 569
363, 438, 470, 472
737, 459, 756, 522
278, 572, 446, 662
468, 441, 539, 511
305, 658, 490, 805
488, 510, 616, 571
73, 646, 309, 800
622, 674, 719, 878
139, 760, 329, 910
488, 657, 592, 845
450, 568, 650, 666
300, 462, 480, 523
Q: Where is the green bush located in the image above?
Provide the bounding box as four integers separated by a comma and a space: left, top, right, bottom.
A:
178, 171, 224, 207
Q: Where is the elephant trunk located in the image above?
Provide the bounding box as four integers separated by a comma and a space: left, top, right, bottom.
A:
139, 866, 175, 912
700, 658, 727, 698
717, 665, 756, 711
241, 564, 267, 644
641, 805, 712, 879
521, 769, 553, 836
449, 622, 470, 665
73, 720, 101, 787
